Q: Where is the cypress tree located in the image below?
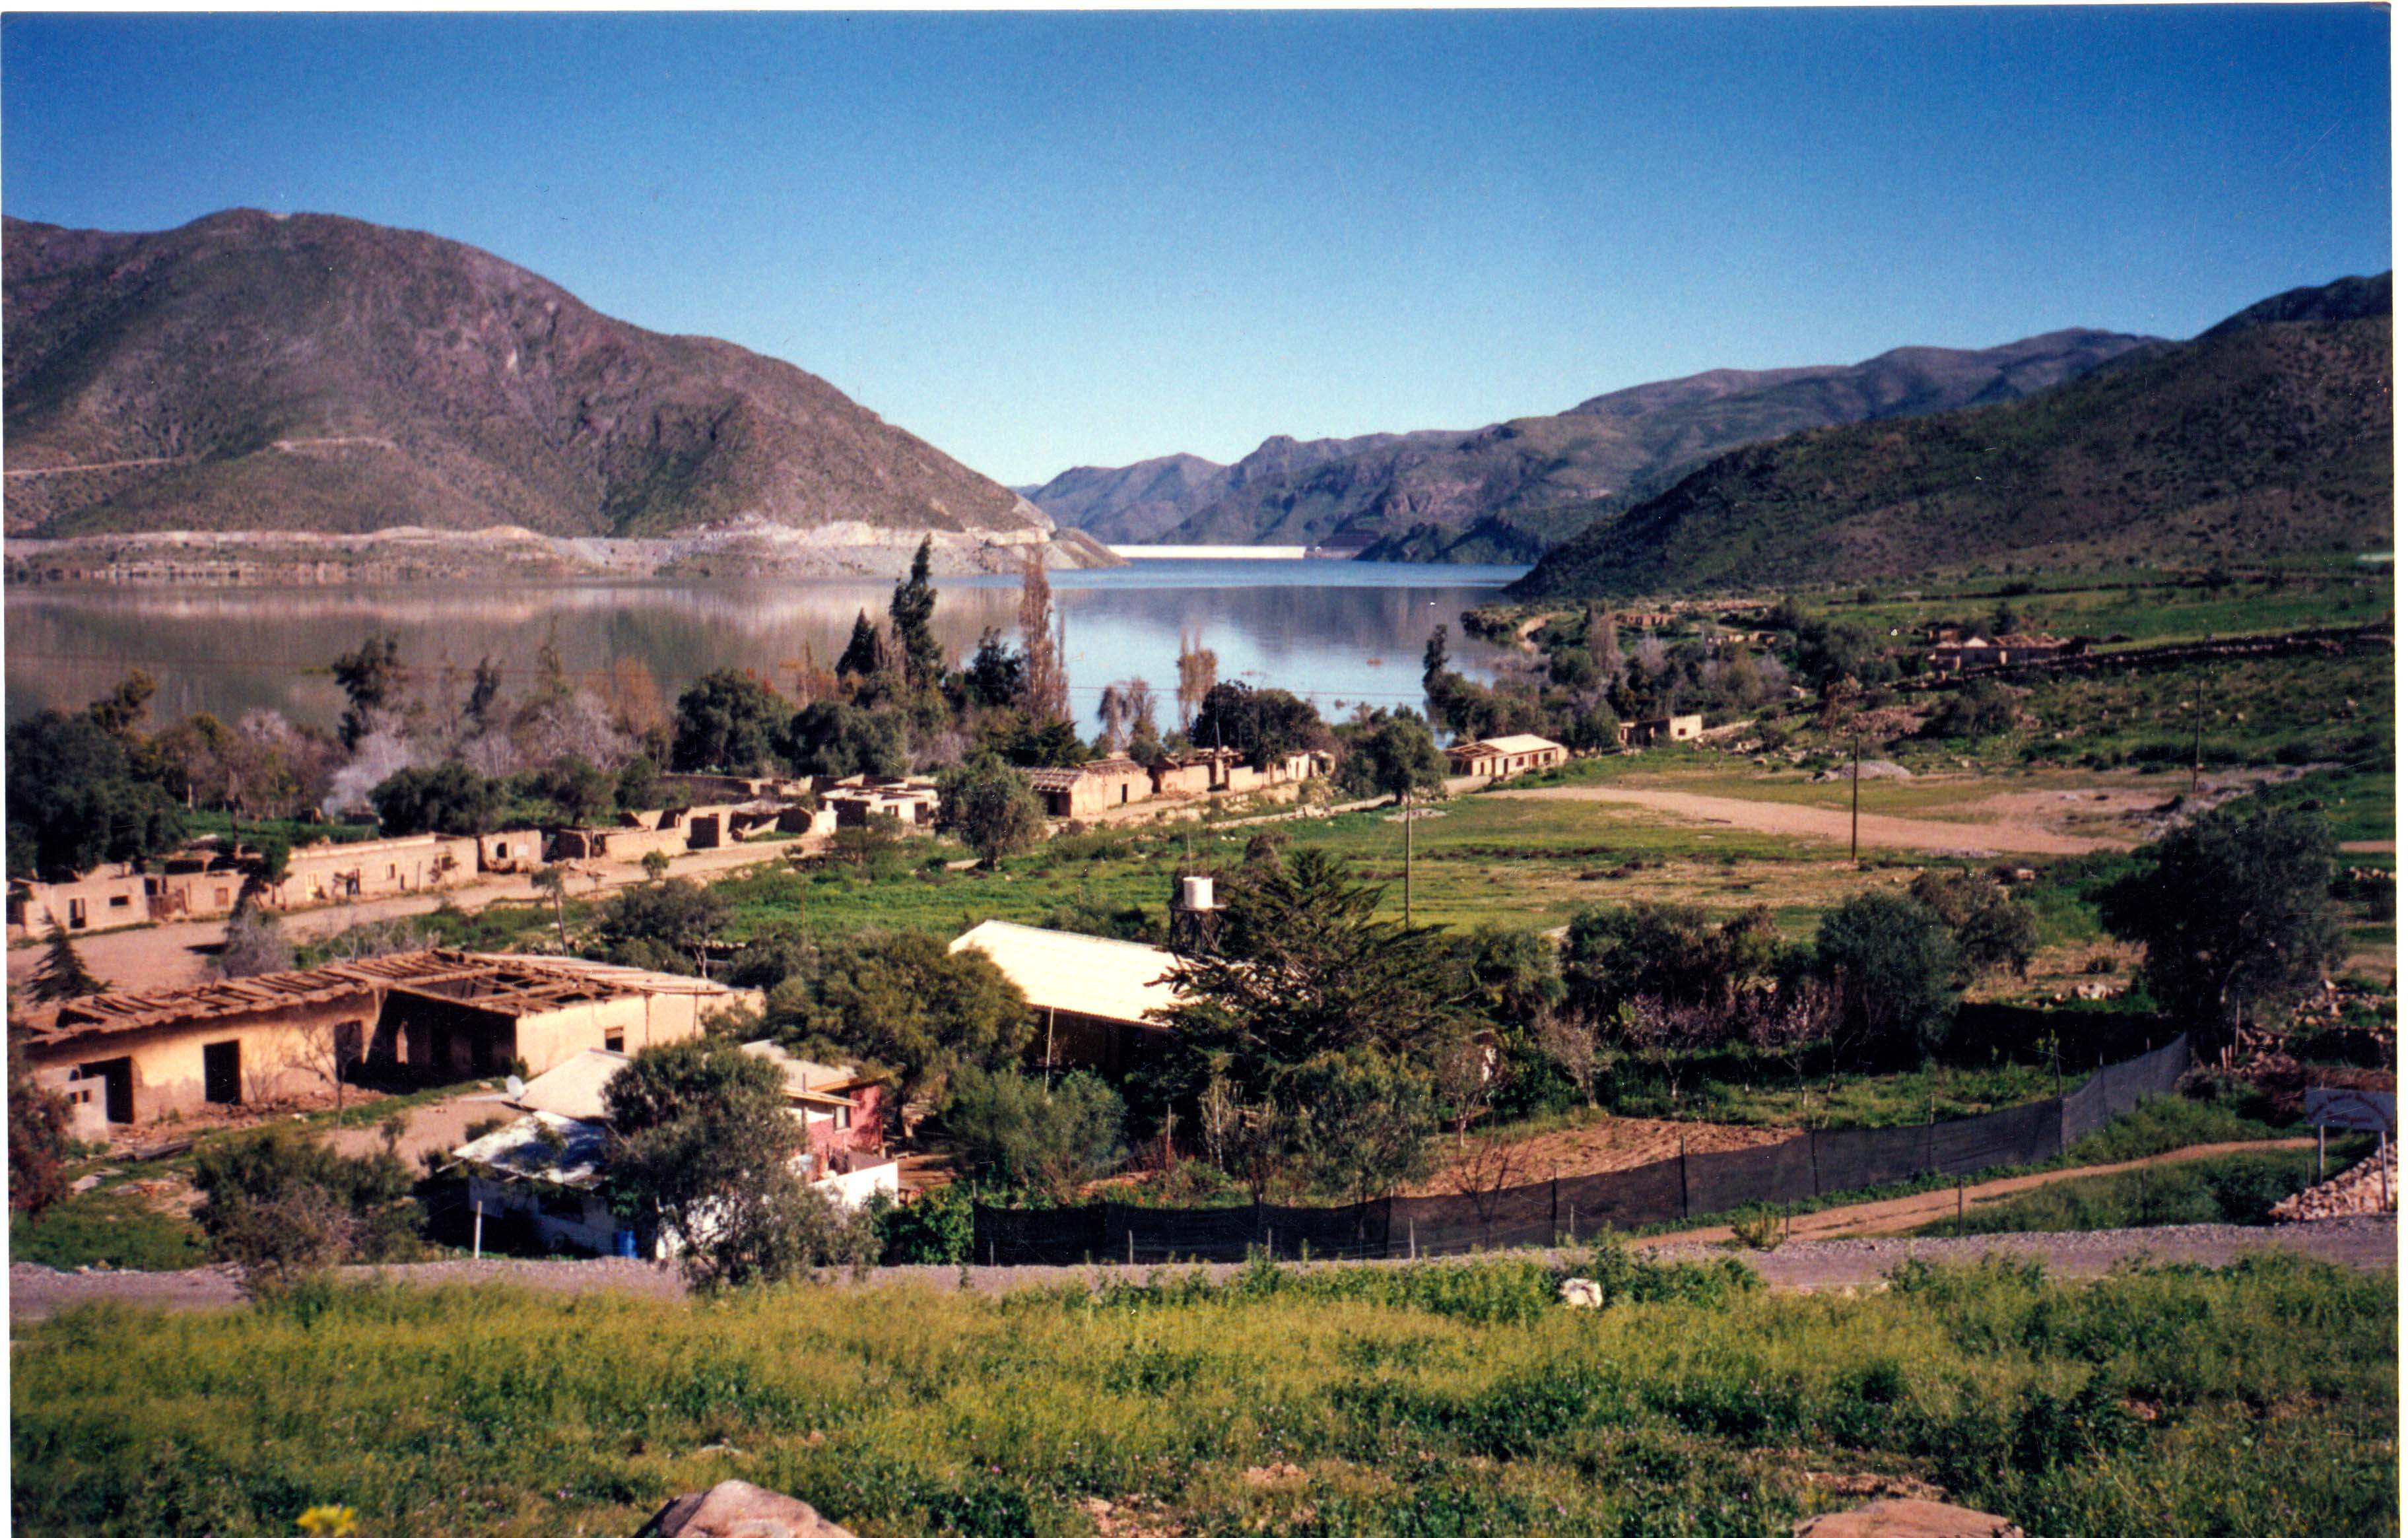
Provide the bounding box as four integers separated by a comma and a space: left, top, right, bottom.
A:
30, 921, 105, 1002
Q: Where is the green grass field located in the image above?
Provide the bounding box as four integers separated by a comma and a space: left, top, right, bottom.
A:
12, 1252, 2394, 1537
1911, 1141, 2368, 1238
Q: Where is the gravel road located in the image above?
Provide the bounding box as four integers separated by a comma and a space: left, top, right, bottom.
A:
11, 1217, 2391, 1321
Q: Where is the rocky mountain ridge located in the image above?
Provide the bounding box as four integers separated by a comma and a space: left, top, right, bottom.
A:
3, 209, 1104, 574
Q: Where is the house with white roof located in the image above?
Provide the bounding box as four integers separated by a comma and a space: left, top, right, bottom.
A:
1444, 733, 1569, 779
949, 918, 1193, 1075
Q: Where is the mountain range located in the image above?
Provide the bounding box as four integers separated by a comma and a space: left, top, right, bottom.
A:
1025, 329, 2161, 553
3, 209, 1094, 570
1507, 273, 2393, 600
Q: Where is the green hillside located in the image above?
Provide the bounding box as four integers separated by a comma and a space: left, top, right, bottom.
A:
1509, 275, 2391, 601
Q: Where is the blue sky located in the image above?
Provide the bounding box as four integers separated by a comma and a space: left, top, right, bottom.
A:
3, 9, 2390, 486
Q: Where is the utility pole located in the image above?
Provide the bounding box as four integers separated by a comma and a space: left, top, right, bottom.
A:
1403, 784, 1414, 925
2189, 667, 2206, 797
1850, 719, 1862, 869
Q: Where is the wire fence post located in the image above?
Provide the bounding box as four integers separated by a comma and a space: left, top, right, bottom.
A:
1679, 1133, 1690, 1222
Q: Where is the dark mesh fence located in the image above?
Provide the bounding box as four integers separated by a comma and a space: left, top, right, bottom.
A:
2061, 1034, 2193, 1144
973, 1034, 2193, 1263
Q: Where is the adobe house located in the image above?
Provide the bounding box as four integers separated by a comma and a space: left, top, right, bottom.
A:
1621, 714, 1704, 748
15, 950, 750, 1137
1022, 756, 1154, 818
822, 780, 939, 828
950, 918, 1191, 1076
7, 866, 154, 936
251, 833, 482, 910
1444, 733, 1568, 780
477, 828, 549, 874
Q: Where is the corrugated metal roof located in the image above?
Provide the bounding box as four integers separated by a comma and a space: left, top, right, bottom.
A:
450, 1112, 609, 1187
23, 950, 738, 1050
949, 919, 1189, 1028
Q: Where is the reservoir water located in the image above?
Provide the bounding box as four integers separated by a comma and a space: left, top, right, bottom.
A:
4, 560, 1530, 733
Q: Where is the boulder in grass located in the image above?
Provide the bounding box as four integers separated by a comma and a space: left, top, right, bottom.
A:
1793, 1499, 2026, 1537
1558, 1277, 1603, 1308
634, 1481, 857, 1538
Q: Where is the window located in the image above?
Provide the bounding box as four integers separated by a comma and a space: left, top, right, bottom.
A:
67, 899, 87, 929
108, 894, 131, 909
604, 1031, 624, 1053
834, 1106, 852, 1131
213, 888, 230, 907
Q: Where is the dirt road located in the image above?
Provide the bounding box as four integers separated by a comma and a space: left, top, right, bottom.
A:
1634, 1138, 2319, 1247
1492, 784, 2130, 856
5, 840, 805, 993
12, 1213, 2390, 1321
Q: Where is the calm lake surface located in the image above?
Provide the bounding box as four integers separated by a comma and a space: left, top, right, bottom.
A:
4, 560, 1529, 732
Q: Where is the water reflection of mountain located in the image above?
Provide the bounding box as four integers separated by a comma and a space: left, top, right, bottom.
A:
6, 565, 1522, 729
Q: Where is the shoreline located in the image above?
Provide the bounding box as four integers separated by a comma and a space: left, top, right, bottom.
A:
3, 521, 1123, 585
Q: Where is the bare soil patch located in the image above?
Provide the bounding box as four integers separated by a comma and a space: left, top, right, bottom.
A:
1492, 784, 2128, 856
1410, 1115, 1793, 1195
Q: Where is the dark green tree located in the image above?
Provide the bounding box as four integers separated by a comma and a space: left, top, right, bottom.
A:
835, 610, 889, 681
941, 1066, 1126, 1201
2101, 803, 2345, 1045
28, 921, 108, 1003
595, 879, 730, 976
939, 754, 1048, 866
86, 669, 157, 743
1562, 902, 1780, 1022
331, 634, 407, 750
1156, 849, 1475, 1106
369, 762, 502, 836
889, 536, 945, 691
604, 1038, 875, 1287
1190, 682, 1327, 766
465, 655, 506, 731
533, 755, 619, 826
783, 701, 910, 780
5, 709, 187, 881
962, 628, 1025, 708
771, 929, 1031, 1114
670, 669, 789, 775
1286, 1050, 1440, 1211
1908, 869, 2039, 980
1813, 891, 1962, 1065
1352, 712, 1446, 804
1925, 679, 2019, 741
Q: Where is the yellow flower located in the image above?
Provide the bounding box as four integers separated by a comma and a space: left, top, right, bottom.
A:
297, 1506, 358, 1537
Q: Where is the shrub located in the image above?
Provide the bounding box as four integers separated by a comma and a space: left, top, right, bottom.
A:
942, 1067, 1127, 1201
191, 1126, 420, 1290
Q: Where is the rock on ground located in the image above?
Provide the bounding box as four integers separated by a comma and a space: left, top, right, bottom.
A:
1793, 1498, 2024, 1537
634, 1481, 855, 1538
2271, 1143, 2398, 1221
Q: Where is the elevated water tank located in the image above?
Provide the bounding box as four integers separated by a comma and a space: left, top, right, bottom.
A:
1178, 875, 1217, 912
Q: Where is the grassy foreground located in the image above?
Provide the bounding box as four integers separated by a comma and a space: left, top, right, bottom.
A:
12, 1254, 2395, 1537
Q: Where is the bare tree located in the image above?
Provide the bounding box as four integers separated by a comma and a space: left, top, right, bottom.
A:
1017, 555, 1069, 724
1747, 980, 1837, 1114
1444, 1135, 1533, 1244
1431, 1035, 1506, 1147
1613, 995, 1702, 1108
218, 906, 296, 979
530, 867, 571, 950
1176, 630, 1219, 731
1096, 683, 1130, 753
1532, 1007, 1603, 1108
